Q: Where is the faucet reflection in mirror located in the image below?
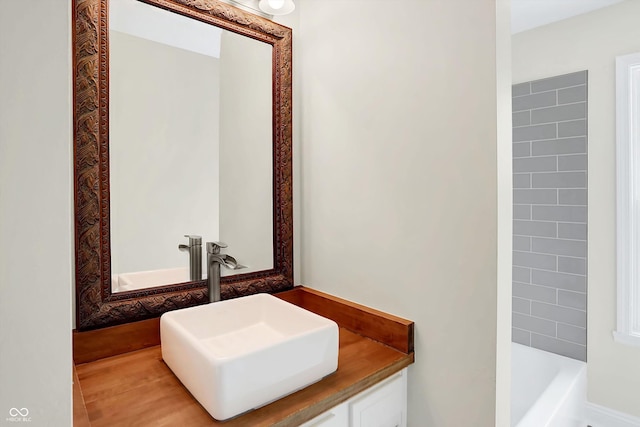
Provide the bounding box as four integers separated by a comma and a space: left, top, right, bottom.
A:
178, 235, 203, 281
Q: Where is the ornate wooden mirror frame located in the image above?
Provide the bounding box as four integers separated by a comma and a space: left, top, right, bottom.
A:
73, 0, 293, 331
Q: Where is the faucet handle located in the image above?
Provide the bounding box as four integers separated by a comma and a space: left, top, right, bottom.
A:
179, 235, 202, 251
206, 241, 228, 254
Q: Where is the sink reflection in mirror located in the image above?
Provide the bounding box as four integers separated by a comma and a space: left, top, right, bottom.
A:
112, 267, 191, 292
109, 0, 274, 292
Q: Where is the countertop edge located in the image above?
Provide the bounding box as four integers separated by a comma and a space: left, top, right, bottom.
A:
72, 364, 91, 427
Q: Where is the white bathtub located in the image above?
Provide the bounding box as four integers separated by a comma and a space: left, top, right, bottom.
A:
511, 342, 586, 427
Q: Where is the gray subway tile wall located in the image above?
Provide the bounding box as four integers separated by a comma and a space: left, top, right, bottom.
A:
559, 189, 587, 205
513, 174, 531, 189
530, 103, 587, 124
513, 220, 556, 237
532, 205, 587, 222
511, 70, 588, 361
512, 328, 531, 346
558, 256, 586, 275
531, 333, 585, 361
513, 297, 531, 315
530, 71, 586, 92
532, 136, 586, 155
558, 120, 587, 137
513, 282, 557, 304
531, 171, 586, 188
513, 123, 557, 142
532, 269, 586, 292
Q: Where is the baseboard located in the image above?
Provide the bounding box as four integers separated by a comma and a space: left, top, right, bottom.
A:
585, 402, 640, 427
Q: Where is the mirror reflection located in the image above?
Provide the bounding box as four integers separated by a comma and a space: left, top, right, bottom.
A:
109, 0, 274, 293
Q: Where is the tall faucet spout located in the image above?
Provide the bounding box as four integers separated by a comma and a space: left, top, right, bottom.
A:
178, 235, 202, 281
206, 242, 245, 303
208, 256, 222, 303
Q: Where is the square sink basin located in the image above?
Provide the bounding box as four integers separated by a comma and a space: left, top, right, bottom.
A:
160, 293, 339, 421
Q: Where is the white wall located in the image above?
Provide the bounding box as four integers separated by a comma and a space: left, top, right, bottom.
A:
0, 0, 72, 425
496, 1, 513, 425
297, 0, 510, 425
512, 0, 640, 417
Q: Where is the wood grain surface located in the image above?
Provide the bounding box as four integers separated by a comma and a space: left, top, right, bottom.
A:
276, 287, 414, 354
73, 365, 91, 427
73, 318, 160, 364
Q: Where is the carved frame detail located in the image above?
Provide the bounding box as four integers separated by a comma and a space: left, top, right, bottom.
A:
73, 0, 293, 330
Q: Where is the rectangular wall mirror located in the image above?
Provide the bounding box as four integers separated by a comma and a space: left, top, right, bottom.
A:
73, 0, 293, 330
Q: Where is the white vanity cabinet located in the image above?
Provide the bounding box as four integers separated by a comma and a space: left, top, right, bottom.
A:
301, 402, 349, 427
301, 368, 407, 427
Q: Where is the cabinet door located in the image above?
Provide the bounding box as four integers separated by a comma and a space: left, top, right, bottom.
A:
300, 401, 348, 427
349, 370, 407, 427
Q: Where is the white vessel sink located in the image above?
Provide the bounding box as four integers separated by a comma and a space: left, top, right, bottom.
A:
160, 293, 339, 421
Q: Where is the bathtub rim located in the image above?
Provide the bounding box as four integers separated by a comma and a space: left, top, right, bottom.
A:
511, 342, 586, 427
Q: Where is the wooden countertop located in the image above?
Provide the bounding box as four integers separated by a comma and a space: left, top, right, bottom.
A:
74, 286, 414, 426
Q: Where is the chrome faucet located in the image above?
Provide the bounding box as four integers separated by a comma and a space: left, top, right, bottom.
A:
206, 242, 245, 302
178, 235, 202, 281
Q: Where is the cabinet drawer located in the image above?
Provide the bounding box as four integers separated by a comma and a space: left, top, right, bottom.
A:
300, 368, 408, 427
300, 401, 348, 427
349, 370, 407, 427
